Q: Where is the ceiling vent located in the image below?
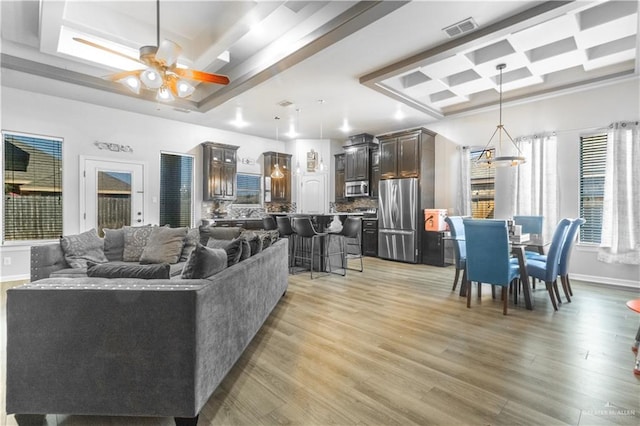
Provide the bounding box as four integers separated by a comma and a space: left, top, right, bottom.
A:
443, 17, 478, 38
172, 107, 191, 113
277, 100, 294, 108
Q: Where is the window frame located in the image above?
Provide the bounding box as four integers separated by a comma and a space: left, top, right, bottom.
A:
159, 151, 194, 228
2, 130, 63, 245
235, 172, 262, 206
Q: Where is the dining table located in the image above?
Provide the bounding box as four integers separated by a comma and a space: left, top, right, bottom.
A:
447, 233, 549, 310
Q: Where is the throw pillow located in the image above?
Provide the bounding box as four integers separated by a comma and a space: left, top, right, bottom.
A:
140, 226, 188, 264
179, 227, 199, 262
260, 232, 272, 249
239, 239, 251, 261
239, 230, 262, 256
198, 225, 244, 245
122, 225, 154, 262
86, 261, 170, 279
206, 238, 243, 266
60, 228, 108, 269
181, 243, 227, 279
103, 228, 125, 261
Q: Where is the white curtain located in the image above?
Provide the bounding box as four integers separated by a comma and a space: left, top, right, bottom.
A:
511, 134, 558, 241
457, 146, 471, 216
598, 121, 640, 264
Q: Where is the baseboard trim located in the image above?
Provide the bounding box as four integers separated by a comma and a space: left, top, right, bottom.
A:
1, 273, 29, 283
572, 273, 639, 290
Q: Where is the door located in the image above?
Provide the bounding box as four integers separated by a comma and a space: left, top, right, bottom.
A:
82, 158, 144, 235
298, 174, 327, 214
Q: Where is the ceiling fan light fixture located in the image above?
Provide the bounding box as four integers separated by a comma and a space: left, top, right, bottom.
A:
140, 68, 163, 89
156, 86, 175, 102
118, 75, 141, 94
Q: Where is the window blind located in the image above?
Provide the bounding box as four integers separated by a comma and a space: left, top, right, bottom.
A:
3, 132, 63, 241
470, 149, 495, 219
236, 173, 261, 204
160, 153, 193, 228
579, 133, 606, 244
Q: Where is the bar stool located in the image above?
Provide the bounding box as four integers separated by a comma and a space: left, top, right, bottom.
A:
276, 216, 296, 273
263, 216, 277, 230
291, 217, 332, 279
333, 216, 363, 273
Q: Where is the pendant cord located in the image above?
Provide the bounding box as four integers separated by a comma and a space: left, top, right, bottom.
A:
156, 0, 160, 47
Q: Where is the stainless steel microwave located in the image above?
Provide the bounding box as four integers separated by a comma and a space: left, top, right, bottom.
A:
345, 180, 369, 197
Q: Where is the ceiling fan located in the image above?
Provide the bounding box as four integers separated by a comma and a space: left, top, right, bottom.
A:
73, 0, 229, 102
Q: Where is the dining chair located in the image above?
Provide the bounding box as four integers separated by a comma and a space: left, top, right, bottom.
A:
528, 218, 585, 302
463, 219, 520, 315
444, 216, 466, 292
525, 218, 572, 310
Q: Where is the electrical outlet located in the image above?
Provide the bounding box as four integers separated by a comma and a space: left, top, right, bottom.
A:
3, 257, 11, 266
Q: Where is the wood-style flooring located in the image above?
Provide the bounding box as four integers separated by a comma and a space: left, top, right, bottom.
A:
1, 257, 639, 425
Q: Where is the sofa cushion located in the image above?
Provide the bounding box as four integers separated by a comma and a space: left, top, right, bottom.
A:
86, 261, 170, 279
181, 243, 227, 279
50, 267, 89, 279
198, 225, 243, 244
122, 225, 154, 262
60, 228, 108, 269
239, 239, 251, 261
179, 228, 199, 262
140, 226, 188, 265
103, 228, 125, 261
206, 238, 243, 266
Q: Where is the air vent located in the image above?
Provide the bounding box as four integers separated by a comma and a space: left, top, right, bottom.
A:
277, 100, 294, 107
443, 17, 478, 38
173, 107, 191, 113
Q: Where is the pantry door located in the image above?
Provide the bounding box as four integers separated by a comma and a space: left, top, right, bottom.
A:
81, 157, 145, 235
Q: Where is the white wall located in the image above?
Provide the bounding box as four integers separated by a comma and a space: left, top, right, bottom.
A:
0, 87, 284, 281
428, 77, 640, 288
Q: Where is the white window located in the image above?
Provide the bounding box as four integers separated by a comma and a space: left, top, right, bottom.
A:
160, 152, 193, 228
579, 133, 606, 244
3, 131, 63, 242
236, 173, 262, 205
470, 149, 495, 219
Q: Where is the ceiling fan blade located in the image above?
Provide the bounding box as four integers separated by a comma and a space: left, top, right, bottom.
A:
156, 40, 182, 67
104, 70, 144, 82
174, 68, 230, 85
73, 37, 145, 65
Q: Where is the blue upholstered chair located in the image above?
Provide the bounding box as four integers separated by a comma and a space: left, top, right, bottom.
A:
444, 216, 466, 292
529, 218, 585, 302
463, 219, 520, 315
525, 218, 572, 310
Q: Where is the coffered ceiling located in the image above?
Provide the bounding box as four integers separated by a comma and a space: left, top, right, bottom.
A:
1, 1, 638, 141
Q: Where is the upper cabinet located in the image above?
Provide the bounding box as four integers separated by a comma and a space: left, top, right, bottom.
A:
335, 154, 346, 202
202, 142, 239, 201
263, 151, 292, 203
370, 147, 380, 198
345, 144, 371, 181
379, 128, 435, 180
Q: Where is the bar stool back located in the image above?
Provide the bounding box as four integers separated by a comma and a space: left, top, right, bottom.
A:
336, 217, 363, 273
276, 216, 296, 273
291, 217, 331, 279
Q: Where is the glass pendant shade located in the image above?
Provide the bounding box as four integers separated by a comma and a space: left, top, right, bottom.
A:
156, 86, 175, 102
119, 76, 141, 94
140, 68, 163, 89
271, 164, 284, 179
176, 79, 195, 98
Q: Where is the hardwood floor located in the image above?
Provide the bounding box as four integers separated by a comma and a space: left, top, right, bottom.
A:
2, 258, 639, 425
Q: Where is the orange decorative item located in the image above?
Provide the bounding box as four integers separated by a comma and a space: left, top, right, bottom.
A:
424, 209, 447, 231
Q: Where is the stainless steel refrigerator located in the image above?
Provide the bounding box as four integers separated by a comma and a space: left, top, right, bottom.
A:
378, 178, 419, 263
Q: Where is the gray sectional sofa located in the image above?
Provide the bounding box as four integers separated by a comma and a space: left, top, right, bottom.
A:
6, 228, 288, 425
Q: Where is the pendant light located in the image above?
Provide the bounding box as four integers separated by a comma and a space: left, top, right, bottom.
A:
476, 64, 526, 168
271, 116, 284, 179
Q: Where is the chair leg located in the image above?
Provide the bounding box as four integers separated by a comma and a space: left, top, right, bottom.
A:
466, 279, 472, 308
552, 279, 562, 304
560, 275, 571, 303
565, 274, 574, 296
452, 268, 460, 292
477, 282, 482, 299
502, 287, 508, 315
545, 281, 558, 311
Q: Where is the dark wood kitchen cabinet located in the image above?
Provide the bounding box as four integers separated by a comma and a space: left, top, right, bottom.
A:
335, 154, 346, 202
263, 151, 292, 202
379, 128, 435, 180
370, 148, 380, 198
345, 145, 370, 181
362, 218, 378, 256
202, 142, 239, 201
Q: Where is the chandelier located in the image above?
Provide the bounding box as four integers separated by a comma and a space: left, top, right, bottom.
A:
476, 64, 526, 167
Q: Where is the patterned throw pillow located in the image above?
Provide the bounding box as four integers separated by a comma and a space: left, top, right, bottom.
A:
139, 226, 188, 264
60, 228, 108, 269
239, 230, 262, 256
122, 225, 154, 262
206, 238, 244, 266
181, 243, 227, 279
198, 225, 244, 245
